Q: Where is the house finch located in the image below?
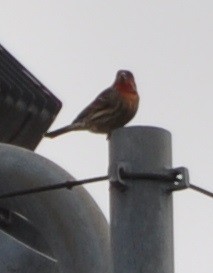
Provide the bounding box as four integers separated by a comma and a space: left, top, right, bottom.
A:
44, 70, 139, 138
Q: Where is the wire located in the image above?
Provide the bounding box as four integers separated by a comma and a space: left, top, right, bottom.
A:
0, 175, 109, 199
0, 172, 212, 200
189, 184, 213, 199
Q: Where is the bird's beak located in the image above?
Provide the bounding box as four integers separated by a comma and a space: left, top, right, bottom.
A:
119, 72, 128, 81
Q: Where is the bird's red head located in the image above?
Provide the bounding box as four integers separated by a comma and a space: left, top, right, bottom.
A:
112, 70, 137, 95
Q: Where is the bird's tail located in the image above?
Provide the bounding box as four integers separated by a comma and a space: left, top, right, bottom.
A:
44, 123, 82, 138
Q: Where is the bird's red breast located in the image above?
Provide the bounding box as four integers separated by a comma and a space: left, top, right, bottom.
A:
112, 70, 139, 107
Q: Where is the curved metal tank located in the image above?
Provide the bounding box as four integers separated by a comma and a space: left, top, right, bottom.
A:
0, 143, 111, 273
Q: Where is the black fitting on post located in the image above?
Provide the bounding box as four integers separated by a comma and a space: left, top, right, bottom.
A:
115, 166, 190, 191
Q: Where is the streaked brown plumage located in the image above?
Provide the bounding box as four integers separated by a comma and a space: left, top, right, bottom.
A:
44, 70, 139, 138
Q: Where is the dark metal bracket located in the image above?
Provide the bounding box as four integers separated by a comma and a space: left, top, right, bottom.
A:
168, 167, 190, 191
112, 164, 213, 198
111, 163, 190, 192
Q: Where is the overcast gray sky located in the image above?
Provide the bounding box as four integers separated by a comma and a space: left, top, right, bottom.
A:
0, 1, 212, 272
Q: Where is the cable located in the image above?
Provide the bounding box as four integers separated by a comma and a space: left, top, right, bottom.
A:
0, 172, 212, 200
189, 184, 213, 199
0, 175, 109, 199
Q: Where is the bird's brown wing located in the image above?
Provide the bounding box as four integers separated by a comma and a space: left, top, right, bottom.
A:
71, 88, 116, 125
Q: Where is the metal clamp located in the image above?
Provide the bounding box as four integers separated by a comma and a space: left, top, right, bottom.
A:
168, 167, 190, 191
110, 163, 190, 191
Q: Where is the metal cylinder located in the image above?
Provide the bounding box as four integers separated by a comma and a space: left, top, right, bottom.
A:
109, 126, 173, 273
0, 143, 111, 273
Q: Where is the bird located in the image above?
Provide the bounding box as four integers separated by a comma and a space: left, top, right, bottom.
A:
44, 70, 139, 139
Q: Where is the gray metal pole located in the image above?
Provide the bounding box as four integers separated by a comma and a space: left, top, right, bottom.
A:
109, 126, 174, 273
